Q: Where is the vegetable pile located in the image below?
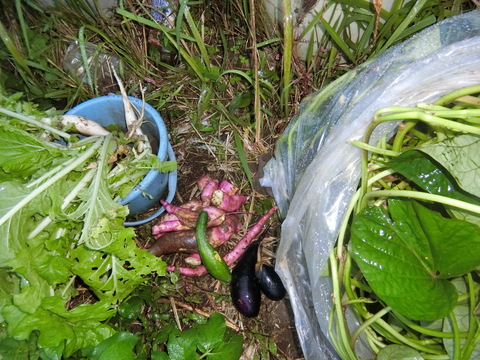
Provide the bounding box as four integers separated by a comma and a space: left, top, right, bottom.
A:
149, 174, 278, 279
230, 228, 287, 318
330, 85, 480, 359
148, 174, 283, 317
0, 91, 175, 357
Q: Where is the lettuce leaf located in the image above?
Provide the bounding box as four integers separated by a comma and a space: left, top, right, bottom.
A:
0, 92, 167, 357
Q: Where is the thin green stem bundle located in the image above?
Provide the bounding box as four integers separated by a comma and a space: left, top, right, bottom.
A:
330, 85, 480, 359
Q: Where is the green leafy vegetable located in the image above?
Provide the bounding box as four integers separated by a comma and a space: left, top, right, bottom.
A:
0, 122, 63, 179
82, 331, 139, 360
419, 134, 480, 198
386, 150, 480, 225
351, 198, 480, 320
377, 344, 423, 360
0, 91, 169, 357
157, 313, 243, 360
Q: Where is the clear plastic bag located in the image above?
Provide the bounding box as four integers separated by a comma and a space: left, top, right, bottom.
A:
260, 10, 480, 359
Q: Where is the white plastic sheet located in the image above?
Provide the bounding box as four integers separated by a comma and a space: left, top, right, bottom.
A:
261, 10, 480, 359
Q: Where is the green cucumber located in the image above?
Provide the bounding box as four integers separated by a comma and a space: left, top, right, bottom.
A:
196, 211, 232, 282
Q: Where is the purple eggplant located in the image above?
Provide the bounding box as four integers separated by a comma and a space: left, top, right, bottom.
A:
230, 241, 261, 318
256, 264, 286, 301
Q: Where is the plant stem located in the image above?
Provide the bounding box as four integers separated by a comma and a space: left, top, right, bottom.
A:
330, 251, 357, 360
449, 311, 461, 360
350, 140, 400, 157
433, 85, 480, 106
0, 108, 72, 140
391, 120, 417, 153
350, 306, 392, 350
361, 190, 480, 215
377, 111, 480, 136
461, 273, 479, 359
393, 311, 467, 339
0, 138, 103, 227
281, 0, 293, 116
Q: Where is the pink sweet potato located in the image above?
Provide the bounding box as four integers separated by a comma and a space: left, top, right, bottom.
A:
160, 200, 226, 228
218, 180, 239, 195
181, 200, 203, 211
152, 220, 190, 235
201, 179, 219, 206
158, 213, 180, 222
197, 174, 213, 191
185, 253, 202, 266
211, 191, 247, 212
167, 206, 278, 276
161, 200, 199, 227
224, 206, 277, 264
150, 215, 239, 256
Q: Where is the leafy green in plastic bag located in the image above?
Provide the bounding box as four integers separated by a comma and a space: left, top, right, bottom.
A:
351, 199, 480, 321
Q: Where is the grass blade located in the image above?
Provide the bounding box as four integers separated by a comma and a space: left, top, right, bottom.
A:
281, 0, 293, 115
320, 17, 356, 63
116, 8, 207, 82
183, 6, 210, 71
233, 127, 254, 189
379, 0, 429, 52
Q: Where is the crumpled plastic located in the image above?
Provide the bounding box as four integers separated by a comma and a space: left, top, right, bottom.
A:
260, 9, 480, 360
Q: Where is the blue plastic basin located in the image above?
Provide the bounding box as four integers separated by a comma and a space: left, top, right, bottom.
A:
66, 94, 177, 226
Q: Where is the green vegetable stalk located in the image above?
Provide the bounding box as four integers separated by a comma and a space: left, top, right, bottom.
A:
0, 91, 168, 358
328, 85, 480, 359
195, 210, 232, 282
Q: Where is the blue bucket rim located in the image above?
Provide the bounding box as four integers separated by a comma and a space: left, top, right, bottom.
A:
124, 142, 177, 226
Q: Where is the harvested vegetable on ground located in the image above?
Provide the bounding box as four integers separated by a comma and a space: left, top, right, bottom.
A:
0, 91, 175, 358
151, 178, 277, 277
148, 215, 240, 256
230, 224, 286, 317
231, 240, 262, 318
255, 264, 286, 301
195, 210, 232, 282
330, 85, 480, 359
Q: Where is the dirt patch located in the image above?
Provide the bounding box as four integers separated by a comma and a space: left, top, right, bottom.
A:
259, 297, 304, 359
138, 143, 304, 359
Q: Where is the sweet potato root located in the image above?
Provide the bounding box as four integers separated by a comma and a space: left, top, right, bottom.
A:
160, 200, 226, 228
152, 220, 190, 235
218, 180, 239, 196
201, 179, 219, 206
211, 191, 247, 212
197, 174, 213, 191
166, 206, 278, 276
149, 215, 240, 256
223, 206, 277, 264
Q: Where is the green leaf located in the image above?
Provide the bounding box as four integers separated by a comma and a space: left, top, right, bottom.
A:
350, 199, 480, 320
207, 328, 243, 360
2, 298, 116, 357
386, 150, 471, 201
377, 344, 424, 359
32, 252, 72, 286
118, 296, 144, 320
0, 269, 19, 323
419, 134, 480, 198
0, 332, 40, 360
167, 329, 199, 360
151, 351, 170, 360
0, 180, 36, 221
386, 150, 480, 225
86, 332, 138, 360
196, 313, 226, 353
0, 123, 61, 179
